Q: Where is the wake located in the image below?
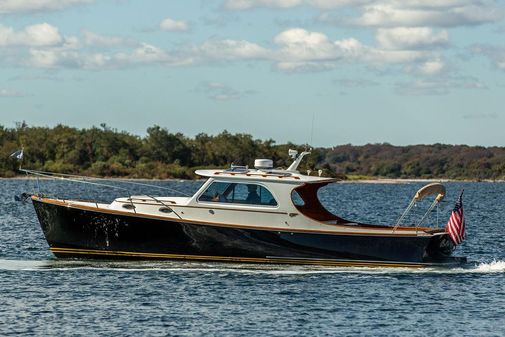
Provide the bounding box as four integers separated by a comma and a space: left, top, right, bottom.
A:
1, 258, 505, 274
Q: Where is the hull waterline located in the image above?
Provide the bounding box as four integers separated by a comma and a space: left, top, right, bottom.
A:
32, 198, 466, 268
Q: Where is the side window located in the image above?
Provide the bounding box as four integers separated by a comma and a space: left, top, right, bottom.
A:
258, 186, 278, 206
233, 184, 278, 206
291, 190, 305, 206
232, 184, 250, 202
198, 182, 231, 202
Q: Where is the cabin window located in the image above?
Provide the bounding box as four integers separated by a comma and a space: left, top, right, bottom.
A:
198, 182, 277, 206
291, 190, 305, 206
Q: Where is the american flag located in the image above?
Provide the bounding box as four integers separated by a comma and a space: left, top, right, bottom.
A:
446, 190, 465, 245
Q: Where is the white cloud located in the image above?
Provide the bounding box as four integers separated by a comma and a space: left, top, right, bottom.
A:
309, 0, 372, 9
274, 28, 340, 61
0, 0, 91, 14
376, 27, 448, 50
83, 31, 125, 47
271, 28, 427, 70
417, 59, 445, 75
224, 0, 303, 10
29, 48, 79, 68
160, 18, 190, 32
28, 34, 110, 69
0, 23, 62, 46
127, 43, 170, 63
0, 23, 449, 78
199, 39, 270, 60
223, 0, 504, 28
346, 3, 503, 27
310, 0, 478, 9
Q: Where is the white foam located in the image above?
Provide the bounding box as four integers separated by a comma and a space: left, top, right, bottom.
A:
0, 259, 49, 271
472, 260, 505, 273
1, 259, 504, 274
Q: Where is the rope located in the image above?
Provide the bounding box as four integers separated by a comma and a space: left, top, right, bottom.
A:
19, 168, 191, 197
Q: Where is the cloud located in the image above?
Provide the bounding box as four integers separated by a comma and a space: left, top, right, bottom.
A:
395, 76, 487, 95
197, 81, 255, 101
0, 23, 460, 80
198, 39, 270, 61
318, 1, 504, 28
274, 28, 429, 67
309, 0, 372, 9
416, 58, 446, 75
82, 31, 126, 47
119, 43, 173, 64
270, 28, 433, 72
222, 0, 505, 29
223, 0, 371, 10
0, 23, 62, 46
0, 88, 25, 97
224, 0, 303, 10
27, 35, 84, 68
0, 0, 91, 14
348, 1, 503, 27
273, 28, 341, 61
6, 26, 433, 73
376, 27, 449, 50
272, 29, 368, 71
470, 44, 505, 71
160, 18, 190, 32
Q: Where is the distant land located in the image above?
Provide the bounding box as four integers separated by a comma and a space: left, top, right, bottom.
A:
1, 123, 504, 180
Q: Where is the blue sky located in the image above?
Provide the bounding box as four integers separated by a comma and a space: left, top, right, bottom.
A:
0, 0, 504, 146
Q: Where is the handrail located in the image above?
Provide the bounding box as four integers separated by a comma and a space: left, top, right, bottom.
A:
393, 182, 446, 233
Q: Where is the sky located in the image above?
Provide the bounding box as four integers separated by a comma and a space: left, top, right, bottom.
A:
0, 0, 504, 147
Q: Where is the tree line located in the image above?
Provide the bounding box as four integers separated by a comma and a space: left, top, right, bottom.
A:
1, 123, 504, 180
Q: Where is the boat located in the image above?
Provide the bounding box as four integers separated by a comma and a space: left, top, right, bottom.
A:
28, 150, 466, 268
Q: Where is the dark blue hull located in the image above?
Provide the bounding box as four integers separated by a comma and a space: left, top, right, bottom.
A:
32, 198, 465, 268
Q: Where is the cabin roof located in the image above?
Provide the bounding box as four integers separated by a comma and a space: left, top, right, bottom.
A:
195, 169, 338, 184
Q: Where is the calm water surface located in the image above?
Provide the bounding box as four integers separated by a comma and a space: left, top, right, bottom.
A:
1, 179, 504, 336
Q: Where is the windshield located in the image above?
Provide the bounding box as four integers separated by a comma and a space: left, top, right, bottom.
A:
199, 181, 278, 206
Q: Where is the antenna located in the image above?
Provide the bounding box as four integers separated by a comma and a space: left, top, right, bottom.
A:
309, 111, 316, 147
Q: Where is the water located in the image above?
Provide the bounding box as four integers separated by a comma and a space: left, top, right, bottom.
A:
1, 179, 504, 336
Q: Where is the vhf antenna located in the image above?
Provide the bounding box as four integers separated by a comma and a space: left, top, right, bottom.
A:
309, 111, 316, 148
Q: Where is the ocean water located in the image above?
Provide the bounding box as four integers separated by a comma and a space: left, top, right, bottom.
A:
1, 179, 504, 336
